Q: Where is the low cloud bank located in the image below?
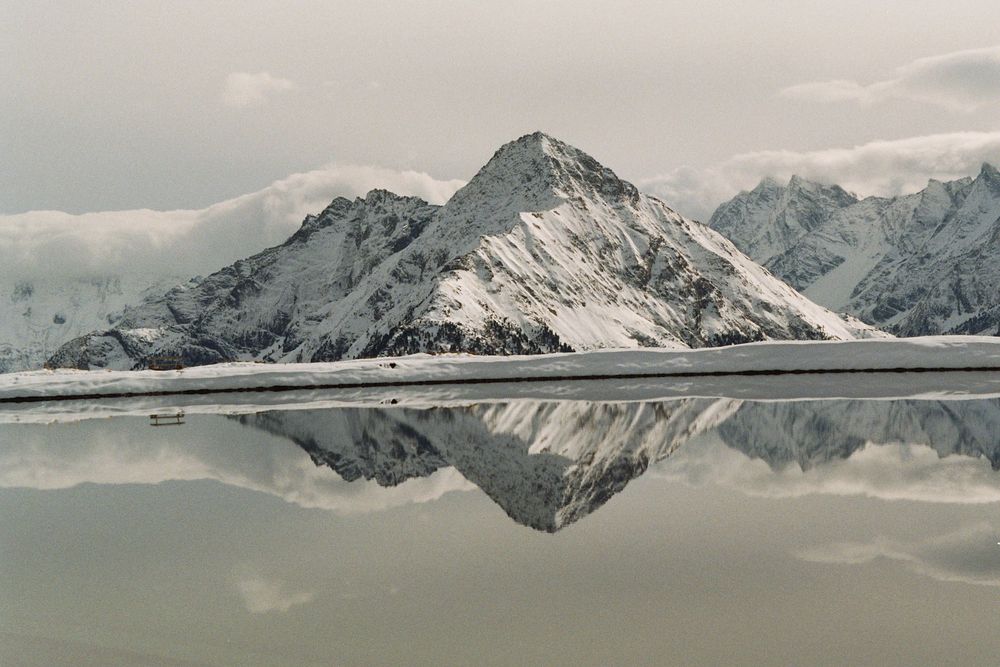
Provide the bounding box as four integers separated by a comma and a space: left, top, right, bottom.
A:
0, 165, 465, 282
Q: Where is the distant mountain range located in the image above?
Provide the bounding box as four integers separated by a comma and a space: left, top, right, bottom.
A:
47, 133, 876, 371
709, 164, 1000, 336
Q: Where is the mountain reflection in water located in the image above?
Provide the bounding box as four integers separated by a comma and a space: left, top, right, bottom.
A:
232, 398, 1000, 532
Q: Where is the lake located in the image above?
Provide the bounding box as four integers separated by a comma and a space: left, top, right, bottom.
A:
2, 377, 1000, 665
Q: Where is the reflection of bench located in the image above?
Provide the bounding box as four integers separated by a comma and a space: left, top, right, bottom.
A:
148, 356, 183, 371
150, 411, 185, 426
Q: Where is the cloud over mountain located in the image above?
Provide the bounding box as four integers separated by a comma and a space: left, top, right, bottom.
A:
0, 165, 465, 282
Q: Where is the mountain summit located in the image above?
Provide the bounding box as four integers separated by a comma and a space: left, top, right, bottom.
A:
48, 133, 880, 370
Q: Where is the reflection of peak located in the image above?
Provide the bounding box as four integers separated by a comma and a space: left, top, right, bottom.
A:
717, 399, 1000, 471
236, 410, 447, 486
235, 400, 735, 532
235, 397, 1000, 532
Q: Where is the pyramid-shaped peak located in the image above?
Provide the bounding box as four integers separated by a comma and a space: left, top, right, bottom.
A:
485, 131, 605, 173
498, 130, 587, 157
449, 131, 639, 210
499, 132, 630, 177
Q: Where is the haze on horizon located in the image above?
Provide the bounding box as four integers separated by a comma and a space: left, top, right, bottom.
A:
5, 0, 1000, 223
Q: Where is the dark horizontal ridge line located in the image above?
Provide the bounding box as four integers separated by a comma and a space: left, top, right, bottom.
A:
2, 365, 998, 405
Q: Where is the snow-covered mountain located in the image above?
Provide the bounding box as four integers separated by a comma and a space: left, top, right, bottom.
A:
0, 275, 186, 373
48, 132, 878, 370
709, 164, 1000, 335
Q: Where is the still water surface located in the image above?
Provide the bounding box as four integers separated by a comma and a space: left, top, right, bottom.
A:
2, 394, 1000, 665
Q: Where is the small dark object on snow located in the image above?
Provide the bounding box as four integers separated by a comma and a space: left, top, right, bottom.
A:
148, 356, 184, 371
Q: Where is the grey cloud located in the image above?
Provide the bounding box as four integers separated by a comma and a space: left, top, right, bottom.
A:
781, 45, 1000, 111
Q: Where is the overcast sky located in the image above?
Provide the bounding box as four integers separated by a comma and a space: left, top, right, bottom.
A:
5, 1, 1000, 225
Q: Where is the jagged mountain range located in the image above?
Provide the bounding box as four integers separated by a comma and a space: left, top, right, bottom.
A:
234, 397, 1000, 532
709, 164, 1000, 335
47, 132, 877, 371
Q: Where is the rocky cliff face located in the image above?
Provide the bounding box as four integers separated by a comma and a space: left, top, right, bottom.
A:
49, 132, 879, 371
709, 164, 1000, 336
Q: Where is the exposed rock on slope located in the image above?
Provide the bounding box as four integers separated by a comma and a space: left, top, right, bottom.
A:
50, 133, 879, 370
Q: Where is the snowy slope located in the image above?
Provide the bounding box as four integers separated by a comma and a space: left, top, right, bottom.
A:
48, 133, 880, 371
709, 165, 1000, 335
0, 275, 186, 373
